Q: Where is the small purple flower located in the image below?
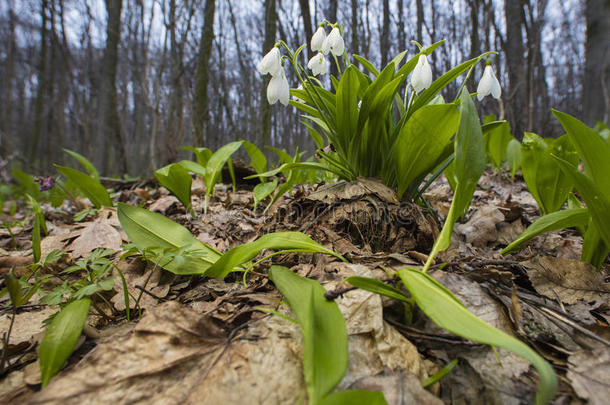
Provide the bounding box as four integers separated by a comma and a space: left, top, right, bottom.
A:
38, 176, 55, 191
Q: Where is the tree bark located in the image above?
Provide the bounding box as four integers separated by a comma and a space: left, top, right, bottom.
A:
380, 0, 390, 66
260, 0, 276, 149
194, 0, 216, 147
503, 0, 528, 140
326, 0, 338, 79
351, 0, 359, 55
31, 0, 49, 170
298, 0, 313, 60
101, 0, 127, 174
583, 0, 610, 125
416, 0, 424, 45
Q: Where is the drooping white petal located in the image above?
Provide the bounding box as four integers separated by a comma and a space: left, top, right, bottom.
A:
258, 47, 281, 76
311, 27, 326, 52
411, 54, 432, 93
327, 27, 345, 56
307, 52, 328, 76
477, 65, 502, 100
267, 67, 290, 105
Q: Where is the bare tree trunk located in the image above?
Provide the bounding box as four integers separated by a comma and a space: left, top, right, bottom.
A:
1, 2, 17, 162
416, 0, 424, 45
380, 0, 390, 66
298, 0, 313, 60
194, 0, 216, 146
583, 0, 610, 125
396, 0, 405, 52
101, 0, 127, 174
31, 0, 49, 170
503, 0, 528, 140
165, 0, 185, 164
260, 0, 276, 149
326, 0, 338, 78
467, 0, 480, 90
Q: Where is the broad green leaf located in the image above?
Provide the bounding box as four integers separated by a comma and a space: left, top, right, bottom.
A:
521, 133, 578, 215
397, 268, 557, 405
581, 221, 609, 269
246, 161, 346, 180
253, 179, 277, 208
243, 141, 267, 176
63, 149, 100, 180
484, 121, 512, 168
425, 90, 485, 270
353, 54, 380, 77
501, 208, 590, 254
154, 163, 192, 213
269, 266, 348, 404
39, 298, 91, 387
506, 138, 522, 177
393, 104, 460, 198
203, 141, 243, 212
205, 232, 345, 278
553, 110, 610, 194
552, 157, 610, 249
55, 165, 112, 208
345, 276, 411, 303
336, 66, 361, 158
268, 146, 294, 165
26, 194, 46, 263
5, 270, 22, 307
181, 146, 213, 167
177, 159, 207, 178
319, 390, 388, 405
117, 203, 221, 275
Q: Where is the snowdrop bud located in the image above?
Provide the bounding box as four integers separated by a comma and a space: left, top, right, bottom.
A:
258, 47, 282, 76
267, 67, 290, 106
477, 64, 502, 101
307, 52, 328, 76
321, 27, 344, 56
311, 26, 326, 52
411, 54, 433, 94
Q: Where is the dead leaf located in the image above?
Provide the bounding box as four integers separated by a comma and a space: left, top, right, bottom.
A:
567, 349, 610, 405
522, 256, 610, 305
68, 222, 122, 259
455, 205, 504, 247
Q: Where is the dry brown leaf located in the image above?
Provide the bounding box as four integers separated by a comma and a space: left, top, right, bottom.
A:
68, 222, 122, 259
455, 205, 505, 247
567, 349, 610, 405
522, 256, 610, 304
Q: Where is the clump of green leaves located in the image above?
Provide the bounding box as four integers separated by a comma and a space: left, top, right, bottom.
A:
503, 111, 610, 268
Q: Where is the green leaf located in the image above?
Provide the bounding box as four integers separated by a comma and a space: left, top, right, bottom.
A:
336, 66, 361, 158
319, 390, 388, 405
581, 220, 609, 269
117, 203, 221, 275
506, 138, 522, 177
393, 104, 460, 198
552, 157, 610, 249
269, 266, 348, 404
353, 54, 380, 77
253, 179, 277, 208
55, 165, 113, 208
205, 232, 345, 278
484, 121, 512, 168
397, 268, 557, 405
5, 270, 23, 307
520, 133, 578, 215
243, 141, 268, 176
154, 163, 193, 213
246, 161, 346, 180
553, 110, 610, 193
425, 90, 485, 269
501, 208, 590, 254
26, 194, 47, 263
203, 141, 243, 212
345, 276, 412, 303
63, 149, 100, 180
39, 298, 91, 387
181, 146, 213, 167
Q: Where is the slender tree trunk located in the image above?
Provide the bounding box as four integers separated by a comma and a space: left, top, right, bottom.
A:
194, 0, 216, 146
583, 0, 610, 125
31, 0, 49, 170
165, 0, 184, 164
416, 0, 424, 45
2, 3, 17, 161
260, 0, 276, 150
380, 0, 390, 66
468, 0, 480, 90
298, 0, 313, 60
503, 0, 527, 140
326, 0, 338, 78
101, 0, 127, 174
351, 0, 359, 55
396, 0, 405, 52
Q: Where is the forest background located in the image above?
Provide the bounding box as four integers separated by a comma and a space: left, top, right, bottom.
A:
0, 0, 608, 177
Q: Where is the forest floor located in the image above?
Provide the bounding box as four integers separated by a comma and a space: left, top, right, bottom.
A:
0, 168, 609, 404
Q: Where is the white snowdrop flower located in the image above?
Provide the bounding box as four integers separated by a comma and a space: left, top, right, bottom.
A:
307, 52, 328, 76
321, 27, 344, 56
258, 47, 282, 76
267, 67, 290, 105
411, 54, 433, 94
477, 64, 502, 101
311, 26, 326, 52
